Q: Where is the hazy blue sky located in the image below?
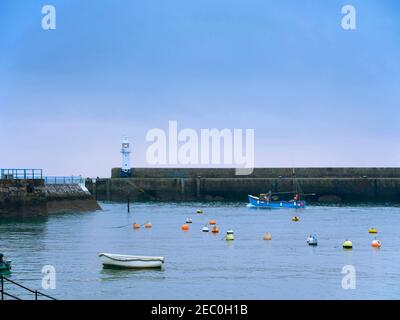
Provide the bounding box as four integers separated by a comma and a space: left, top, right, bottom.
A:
1, 0, 399, 177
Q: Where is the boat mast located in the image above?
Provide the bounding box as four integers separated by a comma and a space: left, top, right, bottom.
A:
292, 168, 297, 196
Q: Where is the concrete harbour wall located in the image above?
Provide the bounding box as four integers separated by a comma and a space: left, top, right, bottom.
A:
90, 168, 400, 203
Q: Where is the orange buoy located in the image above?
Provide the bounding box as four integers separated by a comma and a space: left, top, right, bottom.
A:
371, 239, 381, 248
211, 226, 220, 233
144, 222, 152, 228
209, 219, 216, 225
181, 224, 189, 231
132, 223, 140, 229
263, 232, 272, 240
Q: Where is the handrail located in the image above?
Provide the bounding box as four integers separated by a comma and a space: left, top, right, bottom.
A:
0, 275, 57, 300
44, 175, 83, 185
2, 291, 22, 300
36, 290, 57, 300
0, 169, 43, 180
2, 276, 36, 294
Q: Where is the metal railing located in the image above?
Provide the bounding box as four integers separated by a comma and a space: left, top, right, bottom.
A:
0, 169, 43, 180
0, 275, 57, 300
44, 175, 84, 185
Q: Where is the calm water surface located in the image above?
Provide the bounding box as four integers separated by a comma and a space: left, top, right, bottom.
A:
1, 202, 400, 299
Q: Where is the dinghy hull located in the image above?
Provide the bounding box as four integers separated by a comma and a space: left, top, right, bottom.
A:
99, 253, 164, 269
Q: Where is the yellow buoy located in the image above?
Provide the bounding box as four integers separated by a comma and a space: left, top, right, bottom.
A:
144, 222, 152, 228
226, 230, 234, 241
209, 219, 216, 225
342, 240, 353, 249
132, 223, 141, 229
196, 209, 203, 214
181, 224, 189, 231
371, 239, 381, 248
368, 228, 378, 234
263, 232, 272, 240
292, 216, 300, 222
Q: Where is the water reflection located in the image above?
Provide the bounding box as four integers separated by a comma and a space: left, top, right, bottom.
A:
100, 266, 165, 281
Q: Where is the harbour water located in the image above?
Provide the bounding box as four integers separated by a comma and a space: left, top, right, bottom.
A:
1, 202, 400, 300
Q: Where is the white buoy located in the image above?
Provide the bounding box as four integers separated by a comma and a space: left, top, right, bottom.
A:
306, 235, 318, 246
202, 226, 209, 232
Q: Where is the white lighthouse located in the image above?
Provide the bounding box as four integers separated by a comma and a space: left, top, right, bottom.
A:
120, 137, 131, 177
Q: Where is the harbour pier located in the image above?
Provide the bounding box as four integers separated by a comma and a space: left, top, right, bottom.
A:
86, 167, 400, 203
0, 169, 100, 217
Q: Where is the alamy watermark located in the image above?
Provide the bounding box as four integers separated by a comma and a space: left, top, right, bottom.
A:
341, 5, 356, 30
41, 265, 56, 290
41, 5, 56, 30
341, 265, 356, 290
40, 5, 357, 32
145, 121, 254, 175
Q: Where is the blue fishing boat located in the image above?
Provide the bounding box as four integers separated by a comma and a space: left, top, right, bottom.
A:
247, 169, 314, 209
247, 194, 306, 209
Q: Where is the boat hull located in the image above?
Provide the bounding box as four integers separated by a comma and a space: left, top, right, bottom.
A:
0, 261, 11, 271
247, 195, 306, 209
99, 253, 164, 269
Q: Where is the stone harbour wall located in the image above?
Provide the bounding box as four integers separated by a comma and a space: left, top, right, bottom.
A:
94, 168, 400, 203
0, 179, 100, 217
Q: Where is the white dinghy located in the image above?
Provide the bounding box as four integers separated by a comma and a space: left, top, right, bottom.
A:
99, 253, 164, 269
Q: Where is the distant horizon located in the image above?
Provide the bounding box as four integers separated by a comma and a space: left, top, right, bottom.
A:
1, 0, 399, 177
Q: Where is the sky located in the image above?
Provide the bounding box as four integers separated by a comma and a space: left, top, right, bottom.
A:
0, 0, 399, 177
